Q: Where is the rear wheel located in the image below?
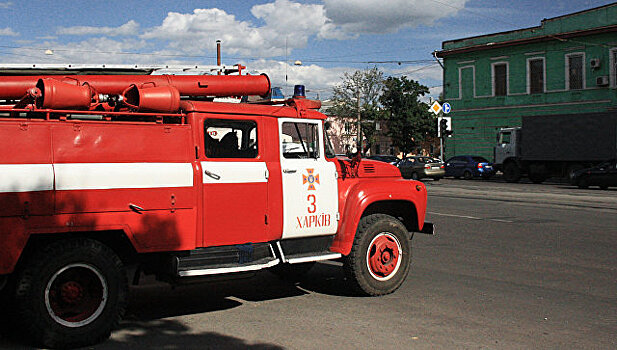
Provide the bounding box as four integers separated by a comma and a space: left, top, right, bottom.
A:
13, 238, 127, 349
528, 172, 547, 184
344, 214, 411, 296
463, 170, 472, 180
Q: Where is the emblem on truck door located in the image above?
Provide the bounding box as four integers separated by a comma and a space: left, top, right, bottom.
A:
302, 168, 320, 191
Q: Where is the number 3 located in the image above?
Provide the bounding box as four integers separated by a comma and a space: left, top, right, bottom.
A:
307, 194, 316, 213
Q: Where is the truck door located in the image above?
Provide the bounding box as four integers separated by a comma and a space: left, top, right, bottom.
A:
278, 119, 338, 239
200, 117, 269, 246
496, 130, 514, 164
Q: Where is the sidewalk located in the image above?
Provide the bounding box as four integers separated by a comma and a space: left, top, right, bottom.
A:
427, 182, 617, 211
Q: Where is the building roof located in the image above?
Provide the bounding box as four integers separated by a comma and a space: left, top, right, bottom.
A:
436, 3, 617, 58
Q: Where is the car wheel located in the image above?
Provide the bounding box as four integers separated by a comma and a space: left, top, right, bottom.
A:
343, 214, 411, 296
13, 238, 128, 349
463, 170, 472, 180
577, 177, 589, 189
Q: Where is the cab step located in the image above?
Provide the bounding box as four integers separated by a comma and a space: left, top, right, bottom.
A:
276, 235, 342, 264
175, 243, 279, 277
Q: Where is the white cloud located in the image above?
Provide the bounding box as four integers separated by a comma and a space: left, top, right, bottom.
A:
5, 37, 151, 64
142, 0, 348, 58
251, 59, 349, 94
0, 2, 12, 9
0, 27, 18, 36
323, 0, 468, 34
57, 20, 140, 37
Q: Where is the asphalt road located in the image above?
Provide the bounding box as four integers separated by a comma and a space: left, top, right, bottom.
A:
1, 179, 615, 349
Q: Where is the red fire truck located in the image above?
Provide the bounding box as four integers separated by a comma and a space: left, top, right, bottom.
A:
0, 70, 433, 348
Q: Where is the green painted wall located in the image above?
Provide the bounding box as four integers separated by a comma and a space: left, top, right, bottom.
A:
439, 4, 617, 161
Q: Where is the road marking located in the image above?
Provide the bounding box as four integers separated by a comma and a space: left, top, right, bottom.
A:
428, 212, 482, 220
490, 218, 514, 223
428, 211, 514, 223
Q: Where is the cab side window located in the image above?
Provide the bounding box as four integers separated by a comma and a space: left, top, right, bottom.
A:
281, 122, 319, 159
205, 119, 258, 159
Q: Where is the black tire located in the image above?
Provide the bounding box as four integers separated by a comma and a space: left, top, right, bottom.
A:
13, 238, 128, 349
577, 177, 589, 189
411, 172, 419, 180
463, 170, 472, 180
528, 172, 546, 184
343, 214, 411, 296
269, 262, 315, 282
504, 162, 521, 183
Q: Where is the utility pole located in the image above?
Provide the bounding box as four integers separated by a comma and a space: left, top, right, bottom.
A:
356, 87, 362, 154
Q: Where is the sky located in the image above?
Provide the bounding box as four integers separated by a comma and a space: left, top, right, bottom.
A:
0, 0, 614, 100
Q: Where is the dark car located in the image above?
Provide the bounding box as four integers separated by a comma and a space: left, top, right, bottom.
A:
571, 160, 617, 190
445, 155, 495, 179
397, 156, 445, 180
367, 154, 400, 165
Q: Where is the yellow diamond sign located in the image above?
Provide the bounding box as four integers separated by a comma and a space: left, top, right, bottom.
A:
429, 101, 442, 115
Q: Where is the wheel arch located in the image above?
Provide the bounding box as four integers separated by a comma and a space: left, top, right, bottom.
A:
331, 181, 425, 256
14, 230, 138, 273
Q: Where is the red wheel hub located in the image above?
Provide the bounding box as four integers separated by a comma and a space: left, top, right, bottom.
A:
46, 264, 106, 326
60, 281, 84, 304
368, 234, 400, 278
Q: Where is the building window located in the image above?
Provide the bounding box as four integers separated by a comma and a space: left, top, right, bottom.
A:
566, 53, 584, 90
344, 122, 352, 133
611, 48, 617, 87
528, 58, 544, 94
492, 63, 508, 96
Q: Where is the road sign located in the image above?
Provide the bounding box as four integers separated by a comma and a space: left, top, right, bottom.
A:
442, 102, 451, 114
429, 101, 442, 115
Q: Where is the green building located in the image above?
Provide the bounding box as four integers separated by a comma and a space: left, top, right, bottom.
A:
436, 3, 617, 161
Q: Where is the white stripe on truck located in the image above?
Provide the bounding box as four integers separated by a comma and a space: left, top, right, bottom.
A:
0, 163, 194, 193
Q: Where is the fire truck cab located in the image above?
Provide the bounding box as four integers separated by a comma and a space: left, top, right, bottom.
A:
0, 68, 433, 348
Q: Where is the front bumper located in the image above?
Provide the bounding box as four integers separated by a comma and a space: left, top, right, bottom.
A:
419, 222, 435, 235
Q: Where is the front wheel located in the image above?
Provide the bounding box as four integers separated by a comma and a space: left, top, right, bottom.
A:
344, 214, 411, 296
13, 238, 128, 348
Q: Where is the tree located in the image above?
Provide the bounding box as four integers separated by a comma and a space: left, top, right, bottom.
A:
378, 76, 435, 155
330, 67, 384, 153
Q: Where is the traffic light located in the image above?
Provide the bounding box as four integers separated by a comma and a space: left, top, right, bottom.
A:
438, 117, 452, 137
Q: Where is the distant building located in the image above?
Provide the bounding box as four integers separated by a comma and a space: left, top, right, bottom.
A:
320, 99, 396, 156
436, 3, 617, 161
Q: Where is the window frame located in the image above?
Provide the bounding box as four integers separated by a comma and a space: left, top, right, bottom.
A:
280, 121, 321, 160
491, 61, 509, 96
527, 57, 546, 94
610, 47, 617, 88
204, 118, 259, 159
565, 52, 585, 90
